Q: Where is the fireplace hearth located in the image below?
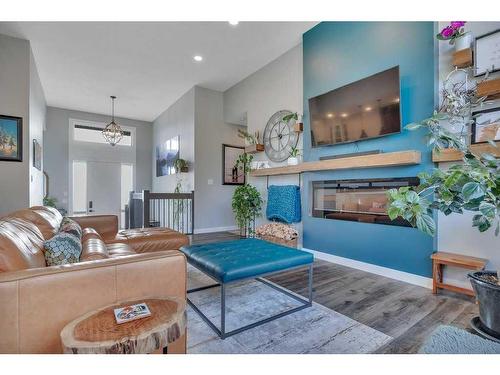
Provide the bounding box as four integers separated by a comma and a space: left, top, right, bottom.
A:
311, 177, 419, 227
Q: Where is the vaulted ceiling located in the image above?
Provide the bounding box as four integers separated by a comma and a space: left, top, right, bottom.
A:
0, 22, 316, 121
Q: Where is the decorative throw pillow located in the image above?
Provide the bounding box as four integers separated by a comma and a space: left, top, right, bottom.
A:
59, 217, 82, 240
44, 232, 82, 266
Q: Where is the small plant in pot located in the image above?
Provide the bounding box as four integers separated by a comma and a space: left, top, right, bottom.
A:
288, 146, 301, 166
174, 158, 189, 173
231, 153, 263, 237
386, 71, 500, 338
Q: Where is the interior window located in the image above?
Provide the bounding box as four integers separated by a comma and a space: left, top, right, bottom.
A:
121, 163, 134, 227
73, 124, 132, 146
72, 161, 87, 214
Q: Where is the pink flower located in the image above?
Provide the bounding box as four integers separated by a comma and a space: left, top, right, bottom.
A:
441, 26, 455, 38
450, 21, 466, 29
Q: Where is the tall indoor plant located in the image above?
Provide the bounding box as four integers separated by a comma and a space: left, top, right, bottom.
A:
231, 153, 263, 237
386, 69, 500, 337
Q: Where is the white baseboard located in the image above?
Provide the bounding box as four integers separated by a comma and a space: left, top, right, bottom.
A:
193, 226, 238, 234
302, 248, 433, 289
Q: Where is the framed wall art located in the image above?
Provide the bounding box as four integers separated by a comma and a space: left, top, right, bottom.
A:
33, 139, 42, 170
0, 115, 23, 162
474, 29, 500, 76
222, 144, 245, 185
156, 135, 180, 177
471, 107, 500, 144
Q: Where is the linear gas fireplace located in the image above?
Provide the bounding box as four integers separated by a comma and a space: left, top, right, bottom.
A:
311, 177, 419, 227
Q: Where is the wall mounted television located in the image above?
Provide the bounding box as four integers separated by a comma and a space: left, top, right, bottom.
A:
309, 66, 401, 147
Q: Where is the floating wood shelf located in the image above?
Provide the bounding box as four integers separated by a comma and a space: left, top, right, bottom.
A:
477, 78, 500, 100
250, 150, 421, 177
294, 122, 304, 132
245, 144, 264, 154
452, 48, 473, 68
432, 142, 500, 162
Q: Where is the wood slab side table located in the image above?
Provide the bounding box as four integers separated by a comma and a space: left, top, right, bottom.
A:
431, 252, 488, 297
60, 297, 187, 354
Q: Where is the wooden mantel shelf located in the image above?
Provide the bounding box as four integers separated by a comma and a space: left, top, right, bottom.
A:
250, 150, 421, 177
432, 142, 500, 163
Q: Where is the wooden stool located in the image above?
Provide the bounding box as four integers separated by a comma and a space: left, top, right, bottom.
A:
60, 297, 187, 354
431, 252, 487, 297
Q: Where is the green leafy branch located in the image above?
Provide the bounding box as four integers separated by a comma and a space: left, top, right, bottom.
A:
387, 117, 499, 237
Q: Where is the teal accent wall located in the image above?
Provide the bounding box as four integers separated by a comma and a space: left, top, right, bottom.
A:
302, 22, 436, 277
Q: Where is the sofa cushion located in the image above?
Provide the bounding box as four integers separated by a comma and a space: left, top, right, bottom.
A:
0, 218, 46, 272
80, 238, 109, 262
107, 243, 136, 258
44, 232, 82, 266
6, 206, 63, 240
110, 227, 189, 253
59, 217, 82, 240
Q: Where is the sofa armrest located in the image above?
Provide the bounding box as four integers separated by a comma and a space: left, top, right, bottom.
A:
0, 251, 186, 353
70, 215, 118, 241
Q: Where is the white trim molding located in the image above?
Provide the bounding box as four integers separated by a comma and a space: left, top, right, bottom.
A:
194, 226, 238, 234
302, 248, 433, 289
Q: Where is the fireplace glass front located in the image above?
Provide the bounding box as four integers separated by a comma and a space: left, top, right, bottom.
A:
312, 177, 419, 227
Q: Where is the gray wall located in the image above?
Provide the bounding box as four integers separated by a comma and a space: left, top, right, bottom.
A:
152, 88, 195, 193
29, 49, 47, 207
223, 44, 304, 236
194, 86, 245, 231
44, 107, 152, 211
0, 34, 33, 214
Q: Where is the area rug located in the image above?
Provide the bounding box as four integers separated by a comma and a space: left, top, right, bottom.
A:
186, 266, 392, 354
419, 325, 500, 354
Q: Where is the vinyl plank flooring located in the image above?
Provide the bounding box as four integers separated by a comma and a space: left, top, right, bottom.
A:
190, 232, 479, 354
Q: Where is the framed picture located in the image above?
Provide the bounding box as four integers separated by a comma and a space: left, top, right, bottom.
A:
222, 144, 245, 185
156, 135, 179, 177
474, 29, 500, 76
33, 139, 42, 170
0, 115, 22, 162
471, 107, 500, 144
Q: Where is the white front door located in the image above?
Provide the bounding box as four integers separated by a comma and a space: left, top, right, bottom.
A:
86, 161, 121, 219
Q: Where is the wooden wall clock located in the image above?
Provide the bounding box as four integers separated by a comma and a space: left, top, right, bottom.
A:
263, 110, 299, 162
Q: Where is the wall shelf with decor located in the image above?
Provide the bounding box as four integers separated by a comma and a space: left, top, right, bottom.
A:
432, 141, 500, 162
452, 48, 473, 68
250, 150, 421, 177
245, 144, 264, 154
476, 78, 500, 99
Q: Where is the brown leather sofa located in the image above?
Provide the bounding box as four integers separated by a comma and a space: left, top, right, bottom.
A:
0, 206, 189, 353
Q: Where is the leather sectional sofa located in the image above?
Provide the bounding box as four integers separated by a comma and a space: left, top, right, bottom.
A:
0, 206, 189, 353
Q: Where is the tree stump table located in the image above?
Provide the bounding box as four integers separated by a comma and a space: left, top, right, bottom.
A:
60, 298, 187, 354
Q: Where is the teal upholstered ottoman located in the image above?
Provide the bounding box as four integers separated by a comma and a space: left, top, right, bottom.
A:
180, 238, 314, 339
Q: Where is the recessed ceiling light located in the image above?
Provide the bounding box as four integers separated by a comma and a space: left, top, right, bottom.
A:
228, 21, 239, 26
327, 113, 333, 118
193, 55, 203, 62
365, 107, 372, 111
341, 113, 348, 118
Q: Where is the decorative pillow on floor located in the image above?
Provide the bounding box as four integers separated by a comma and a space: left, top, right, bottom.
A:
44, 232, 82, 266
59, 217, 82, 240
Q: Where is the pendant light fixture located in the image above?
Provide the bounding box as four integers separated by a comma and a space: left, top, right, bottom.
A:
102, 95, 123, 146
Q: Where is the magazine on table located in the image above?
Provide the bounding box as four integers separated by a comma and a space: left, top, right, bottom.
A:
113, 303, 151, 324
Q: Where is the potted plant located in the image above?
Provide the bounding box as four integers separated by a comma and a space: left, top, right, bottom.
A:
231, 153, 263, 237
238, 129, 264, 153
282, 112, 303, 132
387, 72, 500, 337
437, 21, 472, 51
174, 158, 189, 173
288, 146, 301, 166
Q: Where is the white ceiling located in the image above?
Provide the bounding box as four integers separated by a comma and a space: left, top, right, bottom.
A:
0, 22, 316, 122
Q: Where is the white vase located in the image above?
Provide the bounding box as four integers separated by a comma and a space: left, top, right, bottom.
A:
288, 157, 299, 166
455, 31, 473, 51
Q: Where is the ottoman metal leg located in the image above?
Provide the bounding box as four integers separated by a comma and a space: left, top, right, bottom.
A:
187, 264, 313, 340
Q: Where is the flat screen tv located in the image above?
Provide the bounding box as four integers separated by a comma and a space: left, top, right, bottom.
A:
309, 66, 401, 147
